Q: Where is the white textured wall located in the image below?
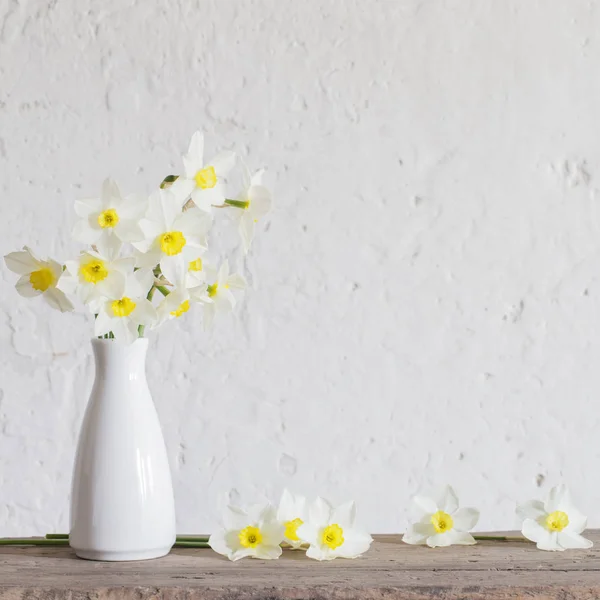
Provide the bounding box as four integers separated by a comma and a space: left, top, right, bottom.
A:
1, 0, 600, 536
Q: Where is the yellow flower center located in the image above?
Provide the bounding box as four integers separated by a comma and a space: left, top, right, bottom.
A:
80, 259, 109, 284
284, 518, 304, 542
238, 526, 262, 548
545, 510, 569, 532
431, 511, 454, 534
194, 166, 217, 189
159, 231, 186, 256
170, 299, 190, 318
189, 258, 203, 272
207, 283, 218, 297
321, 524, 344, 550
97, 208, 119, 228
29, 267, 55, 292
111, 297, 136, 318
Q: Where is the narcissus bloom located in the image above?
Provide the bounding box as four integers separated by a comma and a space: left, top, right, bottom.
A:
403, 485, 479, 548
208, 503, 284, 561
228, 167, 272, 253
132, 188, 209, 282
94, 269, 157, 343
277, 489, 307, 549
516, 485, 593, 551
202, 261, 246, 330
296, 497, 372, 561
72, 178, 146, 252
57, 249, 135, 308
4, 246, 73, 312
172, 131, 236, 212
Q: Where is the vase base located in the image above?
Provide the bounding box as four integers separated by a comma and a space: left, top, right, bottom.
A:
74, 547, 172, 562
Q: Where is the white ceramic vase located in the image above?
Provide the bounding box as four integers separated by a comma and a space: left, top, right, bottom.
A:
69, 338, 176, 561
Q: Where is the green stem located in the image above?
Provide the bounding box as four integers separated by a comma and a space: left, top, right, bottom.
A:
138, 286, 157, 337
473, 535, 528, 542
160, 175, 179, 189
224, 199, 249, 209
156, 285, 170, 297
45, 533, 209, 542
0, 539, 69, 546
173, 541, 210, 548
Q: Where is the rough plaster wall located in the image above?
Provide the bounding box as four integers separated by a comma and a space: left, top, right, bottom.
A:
1, 0, 600, 536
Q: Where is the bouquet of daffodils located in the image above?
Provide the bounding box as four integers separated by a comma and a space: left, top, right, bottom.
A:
3, 132, 272, 342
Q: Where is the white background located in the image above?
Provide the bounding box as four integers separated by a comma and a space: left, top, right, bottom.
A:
1, 0, 600, 536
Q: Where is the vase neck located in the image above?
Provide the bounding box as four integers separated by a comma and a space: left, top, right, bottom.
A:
91, 338, 149, 382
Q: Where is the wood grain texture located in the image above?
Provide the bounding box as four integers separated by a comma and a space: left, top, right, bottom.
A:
0, 532, 599, 599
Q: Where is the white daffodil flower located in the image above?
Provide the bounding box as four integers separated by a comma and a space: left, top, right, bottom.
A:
132, 188, 209, 283
172, 131, 236, 212
4, 246, 74, 313
57, 249, 135, 309
154, 257, 211, 327
94, 269, 156, 343
72, 178, 146, 254
516, 485, 593, 551
403, 485, 479, 548
208, 503, 284, 561
296, 497, 372, 561
276, 489, 307, 549
202, 260, 246, 330
228, 167, 272, 253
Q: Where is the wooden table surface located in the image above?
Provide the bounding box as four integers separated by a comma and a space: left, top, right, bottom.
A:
1, 532, 599, 599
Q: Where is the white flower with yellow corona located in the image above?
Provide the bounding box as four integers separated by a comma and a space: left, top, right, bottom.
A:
516, 485, 593, 551
296, 497, 372, 561
172, 131, 236, 212
154, 258, 211, 326
227, 167, 272, 253
208, 503, 284, 561
403, 485, 479, 548
57, 250, 135, 308
95, 269, 157, 343
4, 246, 74, 313
133, 188, 209, 281
202, 261, 246, 330
276, 489, 307, 549
72, 178, 146, 252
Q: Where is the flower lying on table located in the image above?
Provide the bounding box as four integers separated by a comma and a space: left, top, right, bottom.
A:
208, 489, 372, 561
402, 485, 480, 547
516, 484, 593, 551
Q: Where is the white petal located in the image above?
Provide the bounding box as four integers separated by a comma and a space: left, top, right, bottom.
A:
94, 309, 113, 337
426, 532, 455, 548
227, 273, 246, 290
305, 544, 332, 561
208, 530, 232, 559
160, 256, 186, 288
169, 177, 195, 206
332, 501, 356, 528
133, 299, 157, 326
296, 523, 319, 546
253, 545, 282, 560
260, 522, 285, 547
183, 131, 205, 178
544, 484, 568, 514
95, 234, 122, 261
43, 288, 74, 312
557, 531, 593, 550
115, 222, 144, 244
277, 489, 296, 522
565, 509, 587, 535
446, 530, 477, 545
249, 184, 272, 218
402, 522, 434, 545
239, 214, 255, 253
4, 249, 38, 274
101, 178, 122, 207
452, 507, 479, 531
15, 274, 40, 297
413, 495, 438, 515
210, 150, 236, 177
72, 219, 101, 245
522, 518, 548, 544
74, 197, 101, 218
309, 497, 332, 525
110, 318, 138, 344
436, 485, 459, 514
516, 500, 546, 523
337, 529, 372, 558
